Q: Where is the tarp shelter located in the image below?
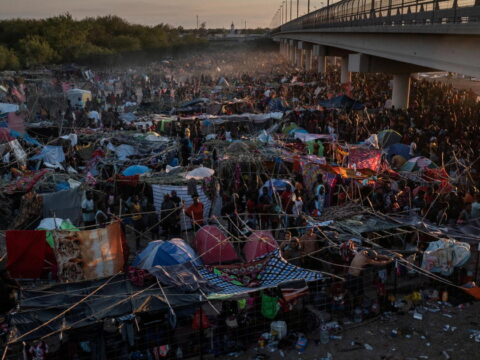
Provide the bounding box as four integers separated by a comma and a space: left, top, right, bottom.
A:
37, 218, 78, 248
400, 156, 438, 172
243, 231, 278, 262
185, 166, 215, 180
152, 184, 211, 230
378, 129, 402, 148
6, 230, 55, 279
133, 238, 202, 269
66, 89, 92, 108
9, 274, 204, 342
53, 221, 125, 282
40, 187, 83, 226
31, 145, 65, 165
193, 225, 239, 265
122, 165, 151, 176
259, 179, 293, 197
387, 143, 412, 161
348, 147, 382, 172
198, 250, 322, 298
319, 95, 365, 111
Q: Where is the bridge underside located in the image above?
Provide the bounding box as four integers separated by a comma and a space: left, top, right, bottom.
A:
274, 30, 480, 77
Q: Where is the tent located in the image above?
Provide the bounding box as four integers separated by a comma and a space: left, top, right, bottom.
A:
400, 156, 438, 172
192, 225, 239, 265
387, 143, 412, 161
122, 165, 151, 176
243, 231, 278, 262
259, 179, 293, 196
133, 238, 202, 269
318, 95, 365, 111
378, 129, 402, 148
66, 89, 92, 109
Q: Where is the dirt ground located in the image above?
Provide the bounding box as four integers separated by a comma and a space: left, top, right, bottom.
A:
230, 301, 480, 360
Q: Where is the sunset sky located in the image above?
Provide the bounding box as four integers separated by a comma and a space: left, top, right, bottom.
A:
0, 0, 325, 28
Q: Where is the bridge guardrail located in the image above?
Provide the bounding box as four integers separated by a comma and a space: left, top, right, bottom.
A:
272, 0, 480, 33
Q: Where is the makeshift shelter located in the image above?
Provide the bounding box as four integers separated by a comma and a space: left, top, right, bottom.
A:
133, 238, 202, 269
387, 143, 411, 161
37, 217, 78, 247
259, 179, 293, 196
421, 238, 470, 276
122, 165, 151, 176
152, 183, 211, 230
198, 250, 322, 298
318, 95, 365, 111
243, 231, 278, 262
378, 129, 402, 148
400, 156, 438, 172
193, 225, 238, 265
9, 275, 204, 342
66, 89, 92, 108
185, 166, 215, 180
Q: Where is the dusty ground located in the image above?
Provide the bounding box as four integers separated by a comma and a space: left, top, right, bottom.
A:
230, 301, 480, 360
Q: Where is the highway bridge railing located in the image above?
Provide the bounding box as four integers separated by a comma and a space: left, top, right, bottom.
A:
272, 0, 480, 32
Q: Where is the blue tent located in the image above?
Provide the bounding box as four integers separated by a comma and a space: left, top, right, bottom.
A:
133, 238, 202, 269
122, 165, 151, 176
319, 95, 365, 111
387, 143, 412, 161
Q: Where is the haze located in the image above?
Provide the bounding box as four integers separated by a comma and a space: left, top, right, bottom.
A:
0, 0, 314, 28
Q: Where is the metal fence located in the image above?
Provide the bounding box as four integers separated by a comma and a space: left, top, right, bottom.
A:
274, 0, 480, 32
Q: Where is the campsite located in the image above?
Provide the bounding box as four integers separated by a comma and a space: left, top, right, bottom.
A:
0, 41, 479, 360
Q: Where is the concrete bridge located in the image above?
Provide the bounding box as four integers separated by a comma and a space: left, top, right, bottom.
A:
272, 0, 480, 108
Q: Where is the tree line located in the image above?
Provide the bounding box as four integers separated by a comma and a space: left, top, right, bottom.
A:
0, 14, 205, 70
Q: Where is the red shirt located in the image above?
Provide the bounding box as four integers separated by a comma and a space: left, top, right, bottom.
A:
186, 202, 204, 225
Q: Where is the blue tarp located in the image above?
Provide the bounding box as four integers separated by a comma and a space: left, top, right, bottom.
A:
122, 165, 151, 176
319, 95, 365, 111
9, 129, 41, 146
387, 143, 412, 161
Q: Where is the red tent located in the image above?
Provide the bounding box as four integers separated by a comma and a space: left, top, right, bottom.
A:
192, 225, 238, 265
243, 231, 278, 262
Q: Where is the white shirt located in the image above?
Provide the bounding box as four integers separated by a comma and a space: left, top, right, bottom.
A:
82, 199, 95, 222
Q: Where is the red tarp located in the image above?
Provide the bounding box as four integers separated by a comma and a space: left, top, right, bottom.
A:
348, 147, 382, 172
192, 225, 238, 265
243, 231, 278, 262
6, 230, 55, 278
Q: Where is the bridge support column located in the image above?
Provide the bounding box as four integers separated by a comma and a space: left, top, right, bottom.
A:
340, 56, 351, 83
313, 45, 327, 73
289, 40, 296, 64
304, 49, 313, 71
392, 74, 411, 109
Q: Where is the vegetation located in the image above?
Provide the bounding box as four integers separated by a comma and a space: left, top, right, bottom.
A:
0, 14, 205, 70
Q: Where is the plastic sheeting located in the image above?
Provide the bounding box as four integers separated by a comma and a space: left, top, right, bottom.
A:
152, 184, 211, 230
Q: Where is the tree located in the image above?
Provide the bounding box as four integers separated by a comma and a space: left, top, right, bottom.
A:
18, 35, 57, 67
0, 45, 20, 70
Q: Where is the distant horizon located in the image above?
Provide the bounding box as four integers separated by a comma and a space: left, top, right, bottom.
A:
0, 0, 313, 29
0, 13, 270, 30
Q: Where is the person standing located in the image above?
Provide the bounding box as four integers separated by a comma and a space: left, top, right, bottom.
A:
82, 191, 96, 227
185, 196, 204, 232
131, 195, 144, 250
347, 250, 393, 306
